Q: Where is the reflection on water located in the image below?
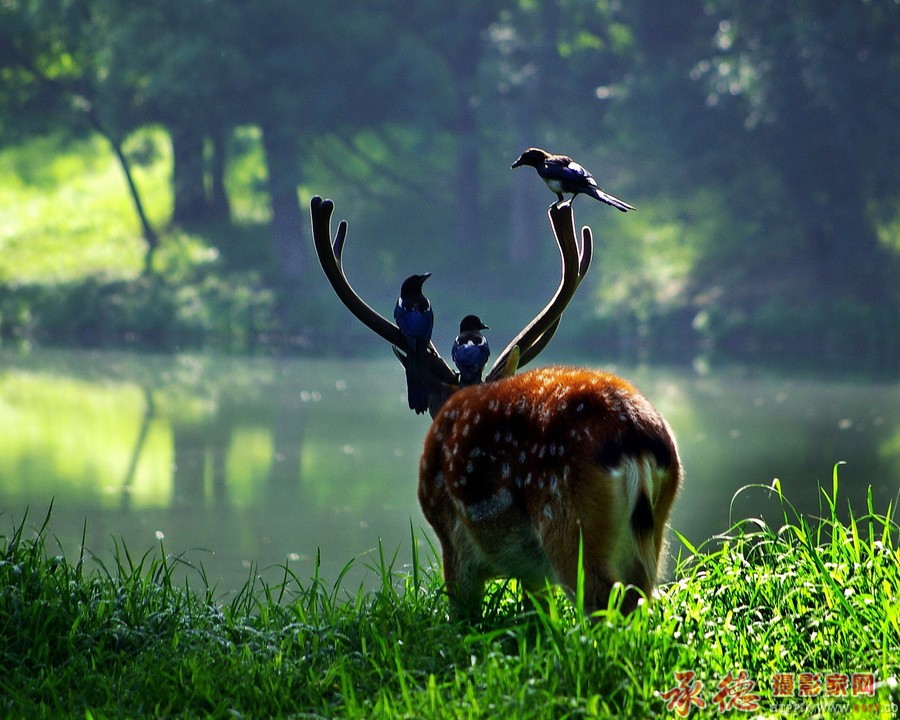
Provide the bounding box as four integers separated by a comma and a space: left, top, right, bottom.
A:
1, 349, 897, 595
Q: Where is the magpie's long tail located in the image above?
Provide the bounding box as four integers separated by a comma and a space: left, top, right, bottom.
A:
405, 346, 430, 414
587, 187, 636, 212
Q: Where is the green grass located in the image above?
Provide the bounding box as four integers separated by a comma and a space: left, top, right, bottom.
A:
2, 470, 899, 719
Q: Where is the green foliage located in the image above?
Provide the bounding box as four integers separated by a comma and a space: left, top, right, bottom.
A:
0, 128, 280, 351
2, 472, 898, 718
0, 274, 275, 352
0, 134, 145, 283
1, 0, 898, 367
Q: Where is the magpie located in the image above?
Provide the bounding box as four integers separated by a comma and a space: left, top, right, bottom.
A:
511, 147, 635, 211
452, 315, 490, 386
393, 273, 434, 414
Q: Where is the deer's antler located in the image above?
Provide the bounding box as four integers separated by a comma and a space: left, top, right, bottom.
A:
310, 197, 457, 413
311, 196, 593, 414
311, 196, 406, 347
485, 202, 592, 382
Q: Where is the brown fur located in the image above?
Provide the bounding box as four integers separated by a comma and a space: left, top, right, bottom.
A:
418, 366, 682, 620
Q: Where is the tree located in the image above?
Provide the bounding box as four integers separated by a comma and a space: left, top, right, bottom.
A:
100, 1, 242, 228
489, 0, 641, 265
702, 0, 900, 303
0, 0, 161, 273
610, 0, 899, 366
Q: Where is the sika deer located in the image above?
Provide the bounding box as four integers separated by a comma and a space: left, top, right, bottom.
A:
311, 196, 681, 619
419, 366, 680, 619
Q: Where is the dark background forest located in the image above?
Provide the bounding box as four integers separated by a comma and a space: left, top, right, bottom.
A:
1, 0, 898, 374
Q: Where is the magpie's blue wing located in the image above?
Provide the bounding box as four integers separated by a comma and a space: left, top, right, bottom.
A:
395, 305, 434, 343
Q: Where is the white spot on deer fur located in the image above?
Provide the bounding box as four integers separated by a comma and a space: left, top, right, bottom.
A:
466, 461, 474, 473
576, 402, 585, 412
488, 399, 499, 411
538, 445, 546, 458
466, 488, 513, 522
501, 462, 511, 479
542, 504, 553, 521
434, 471, 444, 489
494, 431, 501, 442
469, 447, 482, 458
518, 450, 526, 464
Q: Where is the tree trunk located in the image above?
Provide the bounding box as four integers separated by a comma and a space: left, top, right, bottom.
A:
261, 124, 304, 280
107, 131, 160, 275
208, 130, 232, 222
261, 123, 308, 338
171, 126, 209, 226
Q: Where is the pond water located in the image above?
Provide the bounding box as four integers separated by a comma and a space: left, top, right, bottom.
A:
1, 348, 897, 597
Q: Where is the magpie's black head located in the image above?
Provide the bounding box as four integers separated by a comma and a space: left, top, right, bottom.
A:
399, 273, 431, 296
511, 147, 550, 169
459, 314, 489, 332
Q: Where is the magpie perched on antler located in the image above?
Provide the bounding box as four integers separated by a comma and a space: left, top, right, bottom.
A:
393, 273, 434, 414
452, 315, 490, 386
511, 147, 635, 212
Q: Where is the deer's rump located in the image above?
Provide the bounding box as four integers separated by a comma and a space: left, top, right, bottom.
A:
419, 366, 682, 617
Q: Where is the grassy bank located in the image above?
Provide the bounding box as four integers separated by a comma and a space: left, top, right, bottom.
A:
2, 474, 899, 719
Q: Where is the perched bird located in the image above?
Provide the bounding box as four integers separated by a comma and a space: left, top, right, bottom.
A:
511, 147, 635, 212
452, 315, 490, 386
393, 273, 434, 414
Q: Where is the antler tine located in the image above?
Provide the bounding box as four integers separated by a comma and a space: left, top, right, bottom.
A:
311, 196, 406, 348
517, 224, 593, 368
486, 202, 590, 382
579, 225, 593, 278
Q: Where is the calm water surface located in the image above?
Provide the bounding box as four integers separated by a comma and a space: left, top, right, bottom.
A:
1, 349, 897, 595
